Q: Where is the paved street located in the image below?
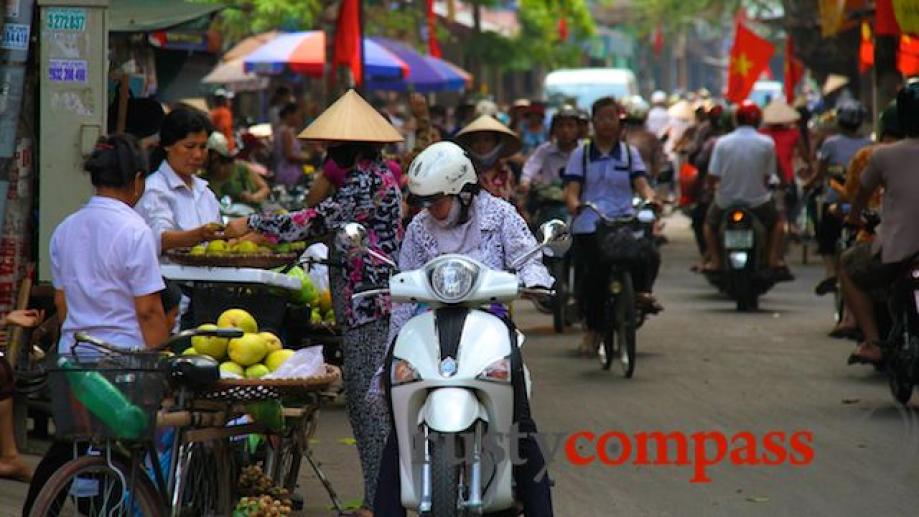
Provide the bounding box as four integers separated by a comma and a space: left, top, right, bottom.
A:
3, 213, 919, 516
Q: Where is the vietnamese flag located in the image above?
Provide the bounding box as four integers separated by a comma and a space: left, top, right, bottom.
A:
726, 20, 775, 103
334, 0, 363, 86
784, 37, 804, 103
859, 21, 874, 73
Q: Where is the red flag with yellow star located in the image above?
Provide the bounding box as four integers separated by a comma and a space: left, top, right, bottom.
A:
726, 21, 774, 103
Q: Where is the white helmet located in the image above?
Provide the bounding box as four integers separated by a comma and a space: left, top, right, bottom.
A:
407, 141, 478, 205
651, 90, 667, 105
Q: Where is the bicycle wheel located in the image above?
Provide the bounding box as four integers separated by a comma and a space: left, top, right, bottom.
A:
615, 273, 637, 378
600, 294, 616, 371
551, 259, 568, 333
30, 453, 163, 517
172, 440, 235, 517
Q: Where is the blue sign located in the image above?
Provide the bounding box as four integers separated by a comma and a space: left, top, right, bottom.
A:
48, 59, 87, 84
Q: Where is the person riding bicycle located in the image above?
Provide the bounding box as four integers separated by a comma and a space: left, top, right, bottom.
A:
374, 141, 554, 517
701, 100, 792, 281
24, 134, 171, 514
841, 83, 919, 366
806, 99, 871, 295
563, 96, 662, 356
520, 105, 581, 223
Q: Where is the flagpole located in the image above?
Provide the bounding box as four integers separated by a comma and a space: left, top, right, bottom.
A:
358, 0, 366, 94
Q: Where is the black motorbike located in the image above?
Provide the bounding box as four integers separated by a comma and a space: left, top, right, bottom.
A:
704, 206, 776, 311
529, 183, 578, 333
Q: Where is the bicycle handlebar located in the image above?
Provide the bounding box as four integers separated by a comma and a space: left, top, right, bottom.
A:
72, 327, 245, 355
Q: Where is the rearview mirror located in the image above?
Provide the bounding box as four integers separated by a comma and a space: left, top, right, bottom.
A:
335, 223, 369, 256
539, 219, 571, 257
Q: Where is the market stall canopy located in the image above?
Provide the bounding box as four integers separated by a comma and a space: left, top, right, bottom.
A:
365, 37, 470, 92
109, 0, 223, 32
201, 58, 268, 92
224, 31, 279, 62
243, 32, 409, 79
244, 31, 326, 77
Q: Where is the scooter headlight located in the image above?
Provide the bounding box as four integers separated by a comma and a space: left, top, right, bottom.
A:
391, 358, 420, 385
477, 355, 511, 383
427, 258, 478, 303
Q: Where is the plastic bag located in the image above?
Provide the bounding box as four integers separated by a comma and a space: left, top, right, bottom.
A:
304, 243, 330, 293
265, 346, 324, 379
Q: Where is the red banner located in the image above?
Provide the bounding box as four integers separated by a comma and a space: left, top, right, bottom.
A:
333, 0, 363, 86
784, 37, 804, 103
426, 0, 441, 57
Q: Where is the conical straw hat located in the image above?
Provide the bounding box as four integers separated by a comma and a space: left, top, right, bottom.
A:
298, 89, 403, 143
822, 74, 849, 96
668, 100, 694, 121
763, 98, 801, 125
454, 115, 522, 158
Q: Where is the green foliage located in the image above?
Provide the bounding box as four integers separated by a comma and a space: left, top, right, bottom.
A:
510, 0, 596, 69
197, 0, 323, 43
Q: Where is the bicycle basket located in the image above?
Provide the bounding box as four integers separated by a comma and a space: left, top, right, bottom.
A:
596, 220, 643, 264
48, 353, 167, 442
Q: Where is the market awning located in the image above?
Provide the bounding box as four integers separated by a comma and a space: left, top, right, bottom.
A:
109, 0, 223, 33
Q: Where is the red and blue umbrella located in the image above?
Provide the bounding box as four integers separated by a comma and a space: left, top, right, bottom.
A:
244, 31, 409, 80
366, 37, 471, 92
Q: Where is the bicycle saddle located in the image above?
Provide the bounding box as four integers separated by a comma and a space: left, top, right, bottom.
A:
166, 355, 220, 390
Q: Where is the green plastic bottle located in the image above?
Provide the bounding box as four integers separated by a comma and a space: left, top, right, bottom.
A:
58, 357, 148, 440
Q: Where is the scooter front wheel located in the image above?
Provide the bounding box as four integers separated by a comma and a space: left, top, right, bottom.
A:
427, 433, 464, 517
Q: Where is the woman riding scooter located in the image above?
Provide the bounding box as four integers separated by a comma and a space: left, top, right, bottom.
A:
374, 141, 554, 516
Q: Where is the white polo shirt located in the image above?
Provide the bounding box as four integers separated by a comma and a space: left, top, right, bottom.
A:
134, 160, 221, 255
51, 196, 165, 353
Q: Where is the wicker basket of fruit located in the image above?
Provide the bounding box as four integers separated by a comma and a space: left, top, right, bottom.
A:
166, 240, 308, 269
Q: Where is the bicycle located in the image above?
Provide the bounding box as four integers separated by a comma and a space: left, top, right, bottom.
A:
30, 328, 243, 517
580, 202, 658, 378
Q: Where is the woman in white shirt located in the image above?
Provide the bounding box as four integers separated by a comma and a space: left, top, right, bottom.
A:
24, 135, 171, 514
135, 108, 223, 255
51, 134, 169, 353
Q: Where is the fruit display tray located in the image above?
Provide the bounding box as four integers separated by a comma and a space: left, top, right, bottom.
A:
166, 248, 299, 269
199, 365, 341, 402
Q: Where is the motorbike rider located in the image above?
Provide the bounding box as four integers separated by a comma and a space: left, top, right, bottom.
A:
806, 100, 871, 295
374, 141, 554, 516
841, 84, 919, 365
520, 105, 581, 222
455, 115, 523, 203
563, 96, 662, 356
621, 95, 666, 183
701, 101, 793, 280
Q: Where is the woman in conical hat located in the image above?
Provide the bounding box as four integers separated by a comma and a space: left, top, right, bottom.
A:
454, 115, 523, 203
226, 89, 403, 516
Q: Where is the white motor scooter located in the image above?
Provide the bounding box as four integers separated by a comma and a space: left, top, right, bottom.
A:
340, 220, 570, 516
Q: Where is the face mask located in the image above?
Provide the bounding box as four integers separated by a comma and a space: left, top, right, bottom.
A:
326, 143, 361, 169
431, 197, 462, 229
470, 142, 504, 170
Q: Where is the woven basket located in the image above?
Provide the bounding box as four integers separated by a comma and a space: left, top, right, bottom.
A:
200, 365, 340, 402
166, 249, 299, 269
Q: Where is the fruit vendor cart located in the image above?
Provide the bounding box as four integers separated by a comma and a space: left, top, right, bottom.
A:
158, 263, 349, 514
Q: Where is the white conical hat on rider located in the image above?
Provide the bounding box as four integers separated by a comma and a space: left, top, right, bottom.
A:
298, 89, 403, 143
454, 115, 522, 159
406, 141, 478, 206
763, 98, 801, 125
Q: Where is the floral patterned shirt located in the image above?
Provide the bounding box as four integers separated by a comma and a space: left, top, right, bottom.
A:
248, 159, 403, 328
388, 192, 552, 343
